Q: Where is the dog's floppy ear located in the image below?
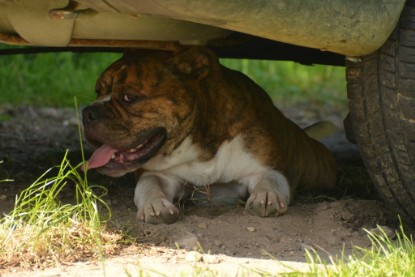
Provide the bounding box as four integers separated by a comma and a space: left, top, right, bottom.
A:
169, 47, 217, 80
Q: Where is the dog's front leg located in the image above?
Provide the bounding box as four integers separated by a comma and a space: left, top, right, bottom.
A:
245, 171, 290, 217
134, 172, 181, 224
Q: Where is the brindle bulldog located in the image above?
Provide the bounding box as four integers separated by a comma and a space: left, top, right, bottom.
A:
82, 47, 337, 224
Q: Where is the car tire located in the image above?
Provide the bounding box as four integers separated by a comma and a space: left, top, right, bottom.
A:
346, 0, 415, 224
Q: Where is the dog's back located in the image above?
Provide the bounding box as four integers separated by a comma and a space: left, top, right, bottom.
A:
221, 66, 337, 195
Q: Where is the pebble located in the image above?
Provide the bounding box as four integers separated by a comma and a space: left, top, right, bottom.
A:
176, 232, 200, 250
369, 225, 396, 239
225, 250, 236, 256
325, 234, 338, 246
158, 235, 167, 243
214, 240, 223, 247
203, 254, 221, 264
186, 251, 203, 262
247, 227, 256, 232
198, 222, 207, 229
301, 243, 314, 251
0, 194, 7, 200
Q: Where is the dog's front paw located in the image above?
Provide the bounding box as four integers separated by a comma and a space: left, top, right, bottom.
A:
245, 189, 287, 217
136, 198, 180, 224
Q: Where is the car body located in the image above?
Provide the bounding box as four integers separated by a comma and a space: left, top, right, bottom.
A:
0, 0, 405, 63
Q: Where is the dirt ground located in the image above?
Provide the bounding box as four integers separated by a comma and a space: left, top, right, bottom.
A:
0, 104, 404, 275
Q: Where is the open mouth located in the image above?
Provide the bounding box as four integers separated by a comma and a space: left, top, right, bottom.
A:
84, 128, 166, 171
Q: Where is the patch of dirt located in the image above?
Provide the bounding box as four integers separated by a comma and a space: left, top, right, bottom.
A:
0, 105, 402, 275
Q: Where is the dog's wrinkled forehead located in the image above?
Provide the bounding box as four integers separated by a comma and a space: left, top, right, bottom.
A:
94, 47, 217, 103
94, 51, 171, 102
95, 59, 129, 102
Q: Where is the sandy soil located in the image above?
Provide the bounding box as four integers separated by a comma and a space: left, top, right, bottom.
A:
0, 105, 402, 276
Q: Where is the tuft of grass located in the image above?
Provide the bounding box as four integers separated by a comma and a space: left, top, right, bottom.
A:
0, 100, 122, 269
293, 223, 415, 277
0, 152, 122, 269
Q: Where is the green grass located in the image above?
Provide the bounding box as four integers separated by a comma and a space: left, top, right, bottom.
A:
0, 152, 122, 268
297, 224, 415, 277
0, 46, 346, 108
0, 152, 120, 268
0, 104, 121, 268
172, 225, 415, 276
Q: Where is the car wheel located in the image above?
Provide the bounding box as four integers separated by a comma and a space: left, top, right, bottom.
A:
346, 1, 415, 224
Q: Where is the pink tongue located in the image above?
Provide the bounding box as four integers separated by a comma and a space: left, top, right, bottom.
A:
84, 144, 118, 170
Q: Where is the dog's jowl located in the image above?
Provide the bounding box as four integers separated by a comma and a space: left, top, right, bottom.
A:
82, 47, 337, 224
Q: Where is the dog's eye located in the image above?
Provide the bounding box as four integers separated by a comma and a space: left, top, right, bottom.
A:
122, 93, 135, 103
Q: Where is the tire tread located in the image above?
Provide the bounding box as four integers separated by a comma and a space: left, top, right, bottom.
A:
347, 1, 415, 223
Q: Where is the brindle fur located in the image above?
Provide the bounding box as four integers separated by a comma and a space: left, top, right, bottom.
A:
83, 47, 337, 223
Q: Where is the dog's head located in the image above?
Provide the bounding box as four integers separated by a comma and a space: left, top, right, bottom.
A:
82, 47, 218, 176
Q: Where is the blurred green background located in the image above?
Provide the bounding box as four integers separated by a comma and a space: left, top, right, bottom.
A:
0, 47, 347, 109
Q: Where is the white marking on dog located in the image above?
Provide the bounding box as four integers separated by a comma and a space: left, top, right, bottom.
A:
137, 135, 290, 207
95, 94, 111, 104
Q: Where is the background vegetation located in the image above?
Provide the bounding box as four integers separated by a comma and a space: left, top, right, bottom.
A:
0, 47, 347, 109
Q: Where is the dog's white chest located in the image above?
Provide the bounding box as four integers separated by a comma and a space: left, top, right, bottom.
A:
143, 135, 269, 186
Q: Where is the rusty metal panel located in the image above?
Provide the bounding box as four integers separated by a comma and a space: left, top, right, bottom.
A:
81, 0, 405, 56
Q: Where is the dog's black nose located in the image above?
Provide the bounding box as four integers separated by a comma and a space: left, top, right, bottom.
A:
82, 106, 100, 124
